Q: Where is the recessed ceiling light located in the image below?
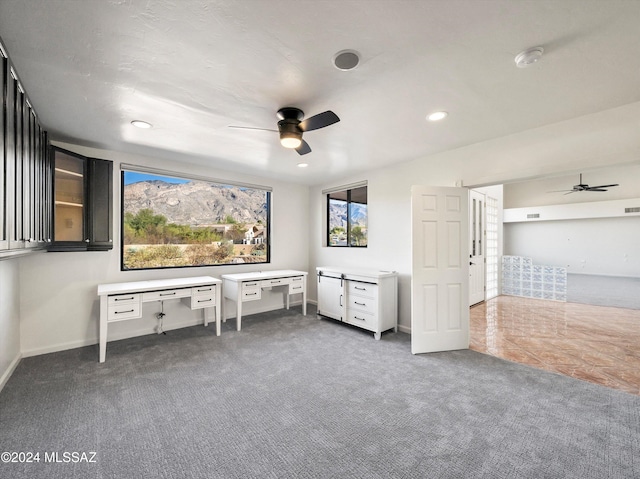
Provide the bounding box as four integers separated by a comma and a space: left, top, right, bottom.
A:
297, 162, 309, 168
131, 120, 152, 129
333, 49, 360, 71
427, 111, 448, 121
514, 47, 544, 68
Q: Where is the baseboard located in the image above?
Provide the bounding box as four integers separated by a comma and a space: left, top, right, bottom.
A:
398, 324, 411, 334
0, 352, 22, 394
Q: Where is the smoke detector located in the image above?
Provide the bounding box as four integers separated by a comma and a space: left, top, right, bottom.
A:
514, 47, 544, 68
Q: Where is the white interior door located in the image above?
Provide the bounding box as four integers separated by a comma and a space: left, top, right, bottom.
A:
469, 190, 486, 306
411, 185, 470, 354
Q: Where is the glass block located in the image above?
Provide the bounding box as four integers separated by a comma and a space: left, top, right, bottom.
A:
543, 274, 554, 283
543, 291, 554, 300
523, 257, 532, 266
555, 283, 566, 293
533, 273, 543, 283
532, 282, 542, 291
521, 289, 531, 297
533, 265, 543, 274
533, 290, 544, 299
555, 293, 567, 302
543, 282, 555, 292
544, 266, 554, 274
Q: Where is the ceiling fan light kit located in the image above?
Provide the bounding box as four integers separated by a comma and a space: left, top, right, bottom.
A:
230, 107, 340, 156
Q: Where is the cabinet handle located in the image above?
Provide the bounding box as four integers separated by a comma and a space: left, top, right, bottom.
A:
355, 302, 366, 306
197, 287, 212, 292
355, 286, 366, 290
271, 280, 281, 284
197, 299, 212, 303
354, 316, 365, 321
160, 292, 176, 296
340, 294, 343, 307
115, 309, 134, 314
246, 292, 257, 296
115, 296, 135, 301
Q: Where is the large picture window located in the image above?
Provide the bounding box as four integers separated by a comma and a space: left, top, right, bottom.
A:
121, 168, 270, 270
326, 184, 367, 247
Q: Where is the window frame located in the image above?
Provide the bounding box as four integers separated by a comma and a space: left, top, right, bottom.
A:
326, 184, 367, 248
120, 166, 271, 271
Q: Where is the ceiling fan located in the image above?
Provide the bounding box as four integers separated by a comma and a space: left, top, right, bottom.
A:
550, 173, 619, 194
229, 107, 340, 155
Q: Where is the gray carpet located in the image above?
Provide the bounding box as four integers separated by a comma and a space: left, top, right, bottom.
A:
1, 306, 639, 479
568, 274, 640, 309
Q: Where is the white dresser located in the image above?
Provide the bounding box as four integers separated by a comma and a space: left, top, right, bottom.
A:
316, 267, 398, 340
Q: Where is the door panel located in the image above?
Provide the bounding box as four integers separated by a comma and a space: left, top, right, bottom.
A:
411, 186, 469, 354
469, 190, 486, 306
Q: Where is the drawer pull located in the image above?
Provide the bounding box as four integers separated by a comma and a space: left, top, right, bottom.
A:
245, 282, 257, 286
197, 299, 212, 303
197, 287, 212, 292
355, 286, 366, 291
160, 292, 176, 296
354, 301, 366, 306
115, 296, 135, 302
247, 292, 257, 296
115, 309, 134, 314
354, 316, 366, 321
271, 280, 281, 284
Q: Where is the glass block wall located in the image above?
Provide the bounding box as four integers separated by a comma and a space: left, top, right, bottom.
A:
502, 255, 567, 301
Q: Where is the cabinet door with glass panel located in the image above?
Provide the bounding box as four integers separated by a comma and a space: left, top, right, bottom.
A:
50, 147, 113, 251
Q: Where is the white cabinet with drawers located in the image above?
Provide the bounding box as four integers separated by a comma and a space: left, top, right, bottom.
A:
316, 267, 398, 340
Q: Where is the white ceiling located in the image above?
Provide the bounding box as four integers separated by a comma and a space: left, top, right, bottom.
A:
1, 0, 640, 186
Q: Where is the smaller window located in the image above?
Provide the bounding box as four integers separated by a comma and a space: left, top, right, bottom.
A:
327, 185, 367, 247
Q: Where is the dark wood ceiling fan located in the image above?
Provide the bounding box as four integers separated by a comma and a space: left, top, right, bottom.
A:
229, 107, 340, 155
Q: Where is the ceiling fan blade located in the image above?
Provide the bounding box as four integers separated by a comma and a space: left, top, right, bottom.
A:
563, 191, 577, 195
586, 188, 608, 192
299, 111, 340, 132
548, 189, 574, 193
228, 125, 278, 132
295, 139, 312, 155
587, 184, 619, 189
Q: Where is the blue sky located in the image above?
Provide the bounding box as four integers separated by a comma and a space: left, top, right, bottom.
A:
122, 172, 190, 185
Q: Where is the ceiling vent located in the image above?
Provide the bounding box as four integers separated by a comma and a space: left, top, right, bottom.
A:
625, 207, 640, 214
527, 213, 540, 219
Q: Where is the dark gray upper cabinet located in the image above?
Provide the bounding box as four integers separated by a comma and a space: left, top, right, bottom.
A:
49, 147, 113, 252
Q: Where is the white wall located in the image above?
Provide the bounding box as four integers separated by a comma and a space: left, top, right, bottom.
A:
504, 217, 640, 277
503, 163, 640, 277
17, 142, 310, 357
0, 259, 21, 391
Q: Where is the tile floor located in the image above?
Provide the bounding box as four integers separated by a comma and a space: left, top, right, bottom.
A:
470, 295, 640, 396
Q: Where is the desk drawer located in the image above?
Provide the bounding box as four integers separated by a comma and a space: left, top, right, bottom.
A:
261, 278, 288, 288
182, 295, 216, 310
192, 285, 217, 298
241, 281, 261, 301
108, 297, 142, 322
108, 293, 141, 306
142, 288, 190, 302
289, 283, 304, 294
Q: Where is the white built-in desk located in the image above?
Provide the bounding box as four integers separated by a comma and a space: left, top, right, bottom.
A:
221, 270, 307, 331
97, 276, 221, 363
